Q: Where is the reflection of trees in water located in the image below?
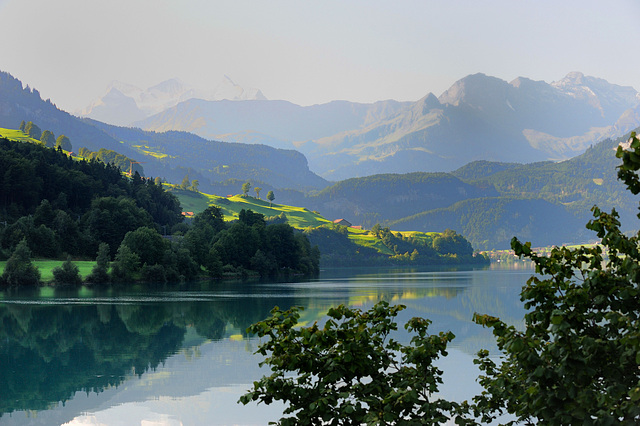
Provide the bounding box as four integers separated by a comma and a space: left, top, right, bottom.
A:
0, 289, 313, 417
0, 270, 527, 416
0, 304, 185, 417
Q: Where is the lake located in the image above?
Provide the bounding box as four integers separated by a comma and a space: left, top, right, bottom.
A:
0, 263, 533, 425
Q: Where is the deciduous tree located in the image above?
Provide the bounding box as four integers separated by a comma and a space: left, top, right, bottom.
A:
240, 301, 462, 425
40, 130, 56, 148
242, 181, 251, 197
55, 135, 72, 151
24, 121, 41, 140
473, 132, 640, 424
180, 174, 190, 190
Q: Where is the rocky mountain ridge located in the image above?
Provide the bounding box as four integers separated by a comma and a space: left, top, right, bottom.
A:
132, 72, 640, 180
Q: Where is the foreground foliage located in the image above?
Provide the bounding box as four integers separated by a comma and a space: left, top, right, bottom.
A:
473, 132, 640, 424
240, 301, 463, 425
242, 132, 640, 425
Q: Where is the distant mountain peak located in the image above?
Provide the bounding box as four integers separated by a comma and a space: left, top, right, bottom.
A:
148, 78, 187, 94
551, 72, 640, 120
437, 73, 508, 107
80, 75, 267, 126
209, 75, 267, 101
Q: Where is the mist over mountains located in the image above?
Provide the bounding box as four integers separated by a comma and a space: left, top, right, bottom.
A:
3, 69, 640, 249
126, 72, 640, 180
79, 76, 266, 126
0, 71, 324, 193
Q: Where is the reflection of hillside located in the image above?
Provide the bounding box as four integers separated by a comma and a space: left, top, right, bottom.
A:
0, 267, 531, 421
296, 267, 528, 356
0, 304, 185, 418
0, 282, 315, 418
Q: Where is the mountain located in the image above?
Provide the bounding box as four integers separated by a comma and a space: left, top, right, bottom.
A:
86, 119, 328, 193
0, 71, 326, 193
133, 98, 411, 148
80, 76, 266, 126
0, 71, 138, 158
133, 72, 639, 180
304, 73, 640, 179
303, 172, 499, 224
297, 128, 640, 250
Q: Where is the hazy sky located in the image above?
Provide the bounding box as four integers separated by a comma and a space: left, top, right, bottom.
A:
1, 0, 639, 113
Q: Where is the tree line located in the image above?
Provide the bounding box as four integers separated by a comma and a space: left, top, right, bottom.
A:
0, 137, 318, 286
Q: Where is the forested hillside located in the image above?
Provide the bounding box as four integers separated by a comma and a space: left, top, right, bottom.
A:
0, 137, 319, 285
0, 71, 328, 195
0, 72, 139, 159
85, 119, 328, 192
305, 172, 498, 225
302, 129, 640, 250
0, 137, 182, 259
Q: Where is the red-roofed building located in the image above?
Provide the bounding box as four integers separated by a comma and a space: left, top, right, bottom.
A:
333, 219, 352, 227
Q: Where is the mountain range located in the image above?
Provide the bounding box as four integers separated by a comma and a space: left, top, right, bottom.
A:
0, 71, 323, 193
128, 72, 640, 180
79, 76, 266, 126
3, 69, 640, 250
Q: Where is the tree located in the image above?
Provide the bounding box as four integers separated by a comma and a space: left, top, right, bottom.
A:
52, 257, 82, 286
180, 174, 190, 190
40, 130, 56, 148
472, 131, 640, 424
24, 121, 41, 140
189, 179, 199, 192
432, 229, 473, 256
238, 209, 265, 227
86, 242, 111, 284
110, 244, 140, 283
55, 135, 72, 151
0, 239, 40, 287
242, 181, 251, 197
120, 226, 167, 267
19, 120, 25, 132
267, 190, 275, 207
83, 196, 155, 255
154, 176, 163, 186
254, 186, 262, 199
240, 301, 461, 424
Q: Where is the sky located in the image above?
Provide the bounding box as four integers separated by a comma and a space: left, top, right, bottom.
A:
0, 0, 639, 113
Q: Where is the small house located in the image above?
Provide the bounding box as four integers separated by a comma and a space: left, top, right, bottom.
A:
333, 219, 352, 227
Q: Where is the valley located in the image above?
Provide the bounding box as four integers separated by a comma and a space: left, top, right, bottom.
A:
1, 69, 639, 258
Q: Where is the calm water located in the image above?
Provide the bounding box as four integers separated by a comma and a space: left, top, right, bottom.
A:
0, 264, 533, 425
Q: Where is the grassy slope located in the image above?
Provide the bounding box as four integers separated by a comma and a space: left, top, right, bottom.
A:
171, 188, 462, 258
0, 127, 42, 144
171, 188, 431, 256
171, 188, 332, 229
0, 126, 464, 263
345, 227, 395, 255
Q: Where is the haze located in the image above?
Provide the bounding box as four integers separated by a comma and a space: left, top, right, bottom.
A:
0, 0, 638, 113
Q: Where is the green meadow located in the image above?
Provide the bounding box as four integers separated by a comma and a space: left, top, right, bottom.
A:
0, 127, 41, 144
345, 227, 395, 255
0, 260, 97, 282
172, 188, 332, 229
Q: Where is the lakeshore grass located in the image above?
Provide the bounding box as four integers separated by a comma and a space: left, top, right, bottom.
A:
0, 260, 96, 282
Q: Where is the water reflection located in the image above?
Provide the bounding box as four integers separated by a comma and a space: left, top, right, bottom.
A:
0, 265, 531, 424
